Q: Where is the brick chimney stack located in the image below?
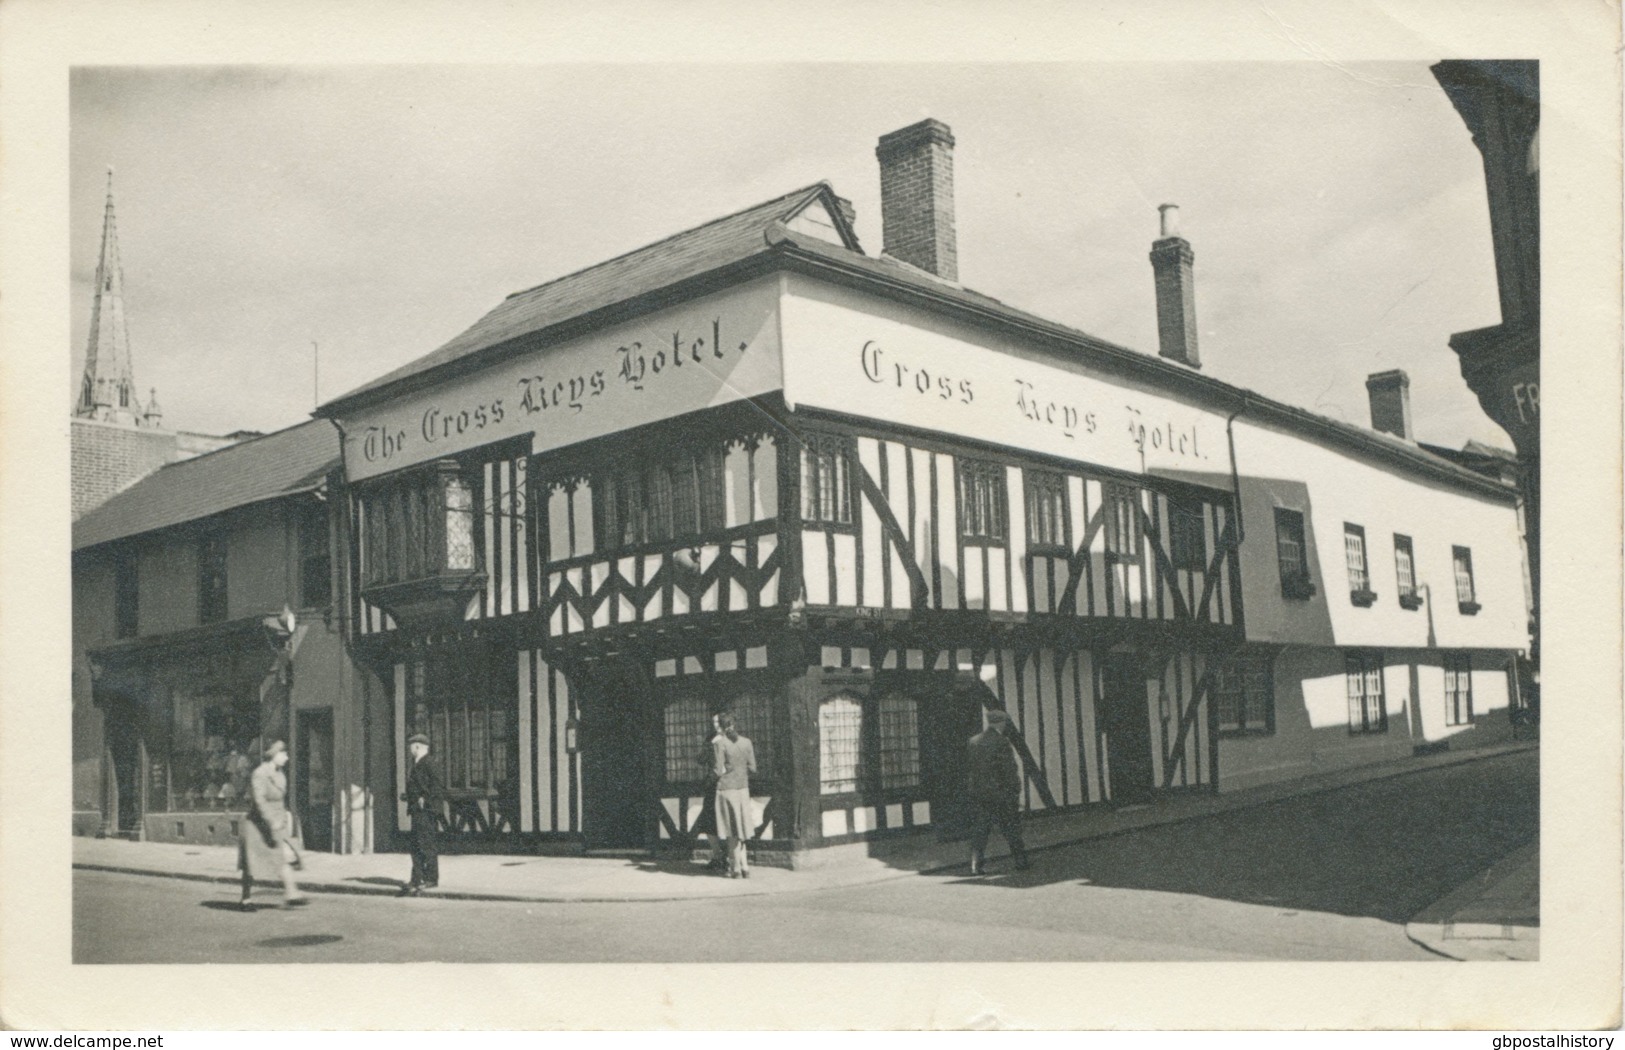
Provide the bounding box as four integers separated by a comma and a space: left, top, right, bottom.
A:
876, 119, 957, 280
1149, 203, 1200, 369
1366, 369, 1414, 440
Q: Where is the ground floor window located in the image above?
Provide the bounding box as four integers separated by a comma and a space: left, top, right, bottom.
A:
818, 688, 922, 797
660, 679, 780, 788
1444, 653, 1474, 726
1213, 648, 1275, 736
165, 688, 260, 812
406, 645, 513, 797
1345, 650, 1388, 734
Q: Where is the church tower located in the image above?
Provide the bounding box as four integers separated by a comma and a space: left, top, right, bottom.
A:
76, 168, 158, 427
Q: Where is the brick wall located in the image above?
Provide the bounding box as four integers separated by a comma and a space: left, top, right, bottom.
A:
72, 418, 177, 519
876, 120, 958, 281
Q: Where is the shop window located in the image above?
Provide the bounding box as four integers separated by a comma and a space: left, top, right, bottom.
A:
198, 529, 228, 623
877, 693, 921, 790
1213, 648, 1275, 736
407, 646, 512, 796
595, 446, 728, 549
958, 459, 1007, 543
818, 692, 865, 794
1345, 651, 1388, 734
798, 434, 852, 526
1274, 508, 1314, 599
167, 694, 259, 812
1344, 523, 1375, 605
114, 556, 139, 639
1444, 654, 1474, 726
296, 501, 331, 609
1452, 545, 1480, 614
1024, 470, 1069, 552
1167, 495, 1206, 571
1393, 534, 1422, 609
1103, 484, 1141, 558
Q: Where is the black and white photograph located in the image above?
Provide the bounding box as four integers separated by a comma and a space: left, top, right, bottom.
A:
2, 0, 1620, 1034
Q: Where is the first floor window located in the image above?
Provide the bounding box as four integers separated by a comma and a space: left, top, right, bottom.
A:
1444, 654, 1474, 726
115, 556, 139, 639
800, 434, 852, 525
818, 692, 865, 794
595, 444, 731, 549
198, 529, 228, 623
959, 459, 1007, 542
1024, 470, 1069, 551
1344, 523, 1370, 595
1345, 651, 1388, 734
1393, 533, 1418, 600
1275, 508, 1313, 598
296, 500, 331, 608
1213, 648, 1275, 735
1452, 545, 1478, 611
1104, 483, 1142, 558
1168, 495, 1206, 571
359, 461, 482, 587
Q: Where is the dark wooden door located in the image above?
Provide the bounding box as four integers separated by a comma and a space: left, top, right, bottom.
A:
1100, 653, 1155, 804
295, 708, 334, 852
106, 697, 142, 834
579, 664, 651, 849
918, 677, 984, 840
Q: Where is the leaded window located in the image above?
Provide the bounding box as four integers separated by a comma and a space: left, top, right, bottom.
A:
800, 435, 852, 525
359, 462, 483, 588
1104, 484, 1141, 558
1025, 470, 1069, 551
959, 459, 1007, 542
1345, 651, 1388, 734
1168, 495, 1206, 571
727, 689, 778, 784
594, 446, 729, 550
406, 645, 512, 795
818, 692, 864, 794
663, 693, 712, 784
877, 693, 921, 790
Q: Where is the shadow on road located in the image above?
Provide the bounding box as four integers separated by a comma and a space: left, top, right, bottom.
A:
919, 756, 1538, 924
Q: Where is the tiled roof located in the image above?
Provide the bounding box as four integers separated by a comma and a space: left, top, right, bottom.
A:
73, 419, 340, 551
322, 183, 840, 411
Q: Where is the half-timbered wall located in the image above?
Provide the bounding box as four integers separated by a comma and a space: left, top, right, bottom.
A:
797, 429, 1238, 628
354, 450, 532, 636
536, 434, 781, 638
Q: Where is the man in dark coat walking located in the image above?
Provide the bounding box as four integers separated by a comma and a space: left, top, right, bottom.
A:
399, 733, 445, 896
966, 708, 1031, 875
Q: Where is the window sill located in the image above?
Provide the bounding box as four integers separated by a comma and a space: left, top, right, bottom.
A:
1349, 589, 1378, 608
1217, 727, 1276, 739
1280, 580, 1317, 601
1458, 600, 1482, 615
1398, 592, 1424, 610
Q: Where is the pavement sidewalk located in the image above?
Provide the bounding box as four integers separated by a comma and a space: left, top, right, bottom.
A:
75, 740, 1539, 930
1404, 838, 1539, 961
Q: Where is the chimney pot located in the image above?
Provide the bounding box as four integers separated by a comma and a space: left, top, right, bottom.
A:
875, 118, 958, 280
1158, 203, 1181, 238
1365, 369, 1414, 440
1149, 205, 1200, 369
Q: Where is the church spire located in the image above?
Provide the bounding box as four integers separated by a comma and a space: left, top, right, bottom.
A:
77, 167, 152, 425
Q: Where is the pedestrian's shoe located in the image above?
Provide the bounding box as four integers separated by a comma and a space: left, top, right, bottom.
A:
285, 897, 310, 908
237, 899, 254, 913
421, 882, 438, 889
740, 870, 750, 879
968, 854, 983, 876
398, 884, 422, 897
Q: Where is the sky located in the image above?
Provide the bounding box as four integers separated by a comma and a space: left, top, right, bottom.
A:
70, 63, 1508, 449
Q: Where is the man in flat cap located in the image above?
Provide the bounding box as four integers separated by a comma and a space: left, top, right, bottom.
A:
399, 733, 445, 896
965, 707, 1031, 875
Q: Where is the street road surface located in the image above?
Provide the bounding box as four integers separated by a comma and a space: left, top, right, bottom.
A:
75, 749, 1536, 963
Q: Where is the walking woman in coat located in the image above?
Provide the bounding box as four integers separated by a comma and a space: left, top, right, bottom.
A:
237, 740, 307, 910
712, 713, 756, 878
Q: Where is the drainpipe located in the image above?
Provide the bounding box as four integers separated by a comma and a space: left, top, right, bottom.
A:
1206, 395, 1255, 797
1224, 395, 1252, 546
